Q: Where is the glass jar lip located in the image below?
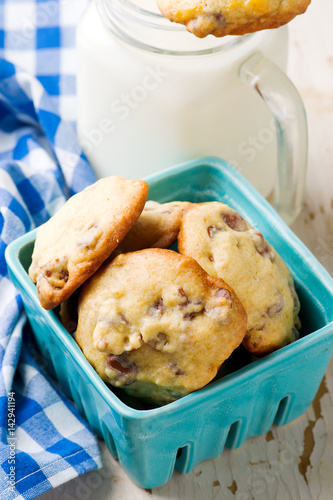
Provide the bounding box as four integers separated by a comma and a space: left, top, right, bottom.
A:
111, 0, 165, 21
96, 0, 256, 57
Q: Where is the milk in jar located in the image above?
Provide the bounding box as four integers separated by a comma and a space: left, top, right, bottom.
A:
76, 0, 307, 221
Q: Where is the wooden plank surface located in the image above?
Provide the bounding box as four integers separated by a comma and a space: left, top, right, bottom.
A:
40, 1, 333, 498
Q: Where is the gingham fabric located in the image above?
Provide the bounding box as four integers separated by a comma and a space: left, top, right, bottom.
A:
0, 1, 103, 499
0, 0, 90, 127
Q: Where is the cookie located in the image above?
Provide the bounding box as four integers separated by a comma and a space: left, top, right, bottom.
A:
111, 200, 191, 256
157, 0, 311, 38
29, 176, 148, 309
178, 202, 301, 356
76, 248, 247, 404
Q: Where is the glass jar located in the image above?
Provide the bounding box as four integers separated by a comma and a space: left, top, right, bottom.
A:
76, 0, 307, 223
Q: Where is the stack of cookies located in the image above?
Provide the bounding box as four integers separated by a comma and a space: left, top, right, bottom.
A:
29, 176, 301, 405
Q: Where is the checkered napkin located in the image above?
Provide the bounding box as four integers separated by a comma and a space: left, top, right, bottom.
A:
0, 0, 90, 126
0, 1, 103, 499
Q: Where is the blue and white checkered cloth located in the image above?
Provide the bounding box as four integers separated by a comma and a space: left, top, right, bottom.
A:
0, 1, 103, 499
0, 0, 89, 127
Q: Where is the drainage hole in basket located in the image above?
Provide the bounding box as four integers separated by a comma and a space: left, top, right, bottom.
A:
225, 420, 243, 449
176, 444, 190, 460
274, 395, 292, 426
175, 444, 193, 474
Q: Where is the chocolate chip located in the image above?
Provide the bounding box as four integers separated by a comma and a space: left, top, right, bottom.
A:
60, 271, 69, 283
249, 230, 274, 261
149, 297, 164, 316
188, 12, 226, 36
178, 288, 191, 308
106, 353, 137, 374
106, 354, 138, 385
207, 224, 224, 238
154, 298, 164, 310
221, 211, 247, 231
179, 297, 204, 316
183, 312, 197, 320
213, 12, 225, 25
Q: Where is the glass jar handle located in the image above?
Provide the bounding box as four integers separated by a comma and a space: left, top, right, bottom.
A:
239, 52, 308, 225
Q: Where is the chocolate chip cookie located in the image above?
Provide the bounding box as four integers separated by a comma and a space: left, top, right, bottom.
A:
29, 176, 148, 309
76, 248, 247, 404
178, 202, 301, 356
157, 0, 311, 38
112, 200, 190, 256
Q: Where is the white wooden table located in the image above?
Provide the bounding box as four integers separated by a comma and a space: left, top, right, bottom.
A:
40, 1, 333, 498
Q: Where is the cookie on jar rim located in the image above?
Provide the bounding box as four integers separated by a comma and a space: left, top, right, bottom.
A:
29, 176, 148, 310
76, 248, 247, 405
157, 0, 311, 39
177, 201, 301, 356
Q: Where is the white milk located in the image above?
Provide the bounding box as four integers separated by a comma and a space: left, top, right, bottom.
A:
76, 0, 307, 217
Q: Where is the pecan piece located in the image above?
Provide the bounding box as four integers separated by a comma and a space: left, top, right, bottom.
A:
215, 288, 232, 301
267, 294, 284, 317
42, 257, 69, 288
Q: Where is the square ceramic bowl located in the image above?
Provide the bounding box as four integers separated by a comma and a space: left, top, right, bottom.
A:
5, 157, 333, 489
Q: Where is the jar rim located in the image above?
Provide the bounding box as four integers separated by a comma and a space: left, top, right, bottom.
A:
96, 0, 256, 57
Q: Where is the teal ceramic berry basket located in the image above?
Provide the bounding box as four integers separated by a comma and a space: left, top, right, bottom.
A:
5, 157, 333, 489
